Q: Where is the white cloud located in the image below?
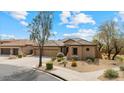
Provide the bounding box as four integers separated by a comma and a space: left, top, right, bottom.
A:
9, 11, 28, 20
71, 13, 95, 25
66, 25, 78, 28
0, 34, 16, 39
113, 17, 118, 22
118, 11, 124, 21
53, 31, 57, 35
60, 11, 71, 24
63, 29, 97, 41
71, 11, 80, 15
20, 21, 28, 26
60, 11, 96, 28
8, 11, 28, 26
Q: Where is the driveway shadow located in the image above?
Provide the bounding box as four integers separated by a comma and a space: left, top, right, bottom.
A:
0, 64, 38, 81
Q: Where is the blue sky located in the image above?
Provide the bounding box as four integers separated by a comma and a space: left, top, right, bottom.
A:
0, 11, 124, 41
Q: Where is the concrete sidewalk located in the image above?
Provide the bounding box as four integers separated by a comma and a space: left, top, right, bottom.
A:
46, 65, 119, 81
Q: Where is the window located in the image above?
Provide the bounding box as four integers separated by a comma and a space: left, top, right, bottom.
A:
86, 48, 90, 51
72, 48, 78, 55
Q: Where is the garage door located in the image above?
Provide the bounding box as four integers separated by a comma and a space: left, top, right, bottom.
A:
1, 48, 10, 55
43, 49, 58, 57
34, 49, 58, 57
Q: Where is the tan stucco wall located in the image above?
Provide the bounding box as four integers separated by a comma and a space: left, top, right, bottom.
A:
21, 46, 33, 55
67, 45, 97, 60
82, 46, 96, 59
0, 41, 97, 60
67, 46, 83, 60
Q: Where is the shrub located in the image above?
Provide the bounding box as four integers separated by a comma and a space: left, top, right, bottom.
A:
86, 57, 95, 63
86, 57, 95, 62
115, 56, 124, 62
71, 55, 79, 61
86, 59, 93, 63
104, 69, 119, 79
71, 61, 77, 67
120, 65, 124, 71
63, 61, 67, 67
57, 57, 65, 62
56, 52, 65, 58
18, 55, 22, 58
46, 62, 53, 70
57, 57, 62, 62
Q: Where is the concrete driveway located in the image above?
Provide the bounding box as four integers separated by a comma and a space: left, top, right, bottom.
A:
0, 56, 60, 81
0, 56, 50, 67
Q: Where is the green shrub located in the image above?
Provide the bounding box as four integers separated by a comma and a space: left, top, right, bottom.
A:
71, 61, 77, 67
46, 62, 53, 70
86, 57, 95, 63
104, 69, 119, 79
56, 52, 65, 58
57, 57, 65, 62
71, 55, 79, 61
57, 57, 62, 62
63, 61, 67, 67
115, 56, 124, 62
120, 65, 124, 71
18, 55, 22, 58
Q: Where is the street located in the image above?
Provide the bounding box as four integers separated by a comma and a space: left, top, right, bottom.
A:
0, 56, 60, 81
0, 64, 60, 81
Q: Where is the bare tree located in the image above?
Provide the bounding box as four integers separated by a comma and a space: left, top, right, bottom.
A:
93, 33, 104, 52
111, 33, 124, 60
98, 20, 117, 59
29, 11, 53, 67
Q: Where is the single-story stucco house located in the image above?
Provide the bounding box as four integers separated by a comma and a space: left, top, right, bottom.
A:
0, 38, 97, 60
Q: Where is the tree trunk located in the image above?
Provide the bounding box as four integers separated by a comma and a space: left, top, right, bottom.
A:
112, 50, 121, 60
107, 50, 112, 60
108, 53, 111, 60
112, 52, 118, 60
38, 45, 43, 67
107, 48, 113, 60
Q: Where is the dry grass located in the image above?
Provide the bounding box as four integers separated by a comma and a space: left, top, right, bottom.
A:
53, 59, 124, 72
98, 71, 124, 81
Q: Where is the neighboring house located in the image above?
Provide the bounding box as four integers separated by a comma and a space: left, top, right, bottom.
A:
0, 40, 34, 56
0, 38, 97, 60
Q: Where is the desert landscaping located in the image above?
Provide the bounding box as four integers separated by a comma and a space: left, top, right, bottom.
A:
1, 11, 124, 81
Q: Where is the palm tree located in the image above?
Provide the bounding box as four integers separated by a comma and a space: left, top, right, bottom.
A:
29, 11, 53, 67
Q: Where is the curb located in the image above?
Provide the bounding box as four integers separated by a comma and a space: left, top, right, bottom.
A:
33, 67, 67, 81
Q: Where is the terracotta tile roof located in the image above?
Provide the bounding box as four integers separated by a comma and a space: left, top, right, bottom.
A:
62, 38, 95, 45
0, 38, 96, 47
33, 40, 64, 46
74, 38, 94, 45
0, 39, 34, 47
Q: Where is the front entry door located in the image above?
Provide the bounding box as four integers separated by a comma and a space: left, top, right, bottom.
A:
13, 48, 18, 55
62, 47, 69, 56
